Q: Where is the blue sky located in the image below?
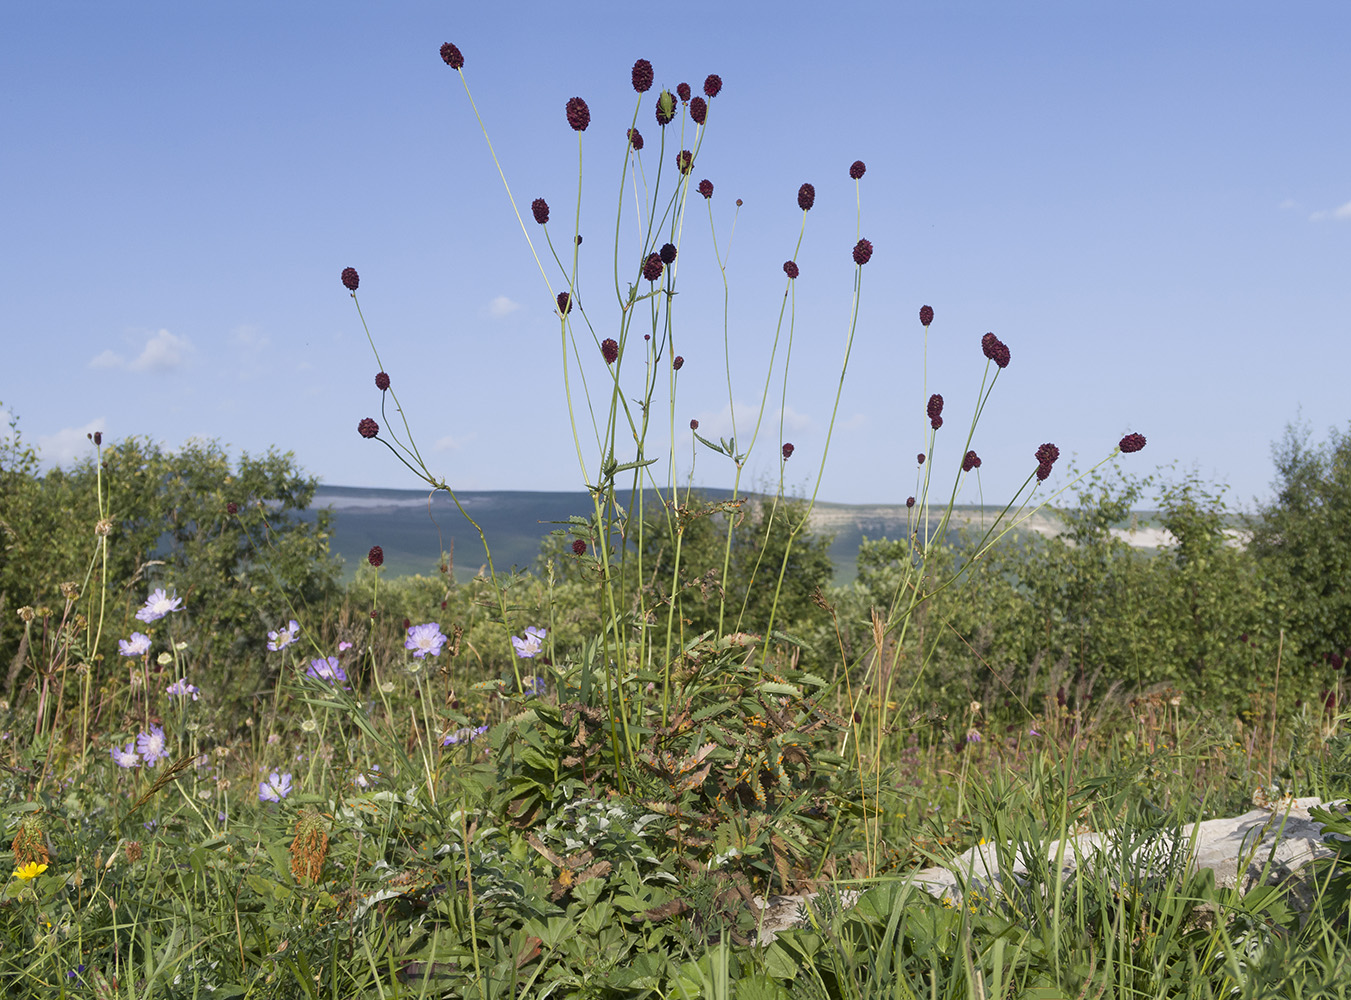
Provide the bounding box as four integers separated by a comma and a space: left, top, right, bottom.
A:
4, 2, 1348, 512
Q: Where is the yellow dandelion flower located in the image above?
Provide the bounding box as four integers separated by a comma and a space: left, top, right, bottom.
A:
14, 862, 48, 881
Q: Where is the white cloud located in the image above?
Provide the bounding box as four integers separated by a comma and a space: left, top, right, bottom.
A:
37, 417, 107, 467
482, 295, 522, 319
87, 328, 193, 372
1337, 201, 1351, 220
1308, 199, 1351, 223
433, 434, 464, 451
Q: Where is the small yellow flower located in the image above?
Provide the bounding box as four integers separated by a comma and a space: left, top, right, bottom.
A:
14, 862, 48, 881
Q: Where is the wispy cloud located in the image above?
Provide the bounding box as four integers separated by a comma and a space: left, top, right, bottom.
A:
37, 417, 107, 467
482, 296, 522, 319
1309, 199, 1351, 222
88, 329, 193, 372
433, 434, 466, 452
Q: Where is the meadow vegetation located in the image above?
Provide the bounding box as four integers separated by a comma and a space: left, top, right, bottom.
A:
1, 42, 1350, 999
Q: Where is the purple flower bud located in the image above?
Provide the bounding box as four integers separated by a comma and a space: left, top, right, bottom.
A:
677, 82, 691, 102
962, 450, 981, 472
690, 418, 699, 430
660, 242, 677, 264
226, 501, 238, 516
919, 305, 934, 327
357, 418, 379, 439
673, 355, 684, 370
627, 128, 644, 150
656, 90, 676, 126
375, 371, 390, 391
531, 198, 549, 225
698, 178, 713, 199
572, 539, 587, 556
927, 394, 944, 422
368, 545, 384, 567
341, 267, 359, 291
601, 338, 619, 364
783, 260, 799, 279
906, 496, 915, 508
676, 150, 693, 174
798, 183, 815, 211
917, 453, 925, 464
439, 43, 464, 69
557, 292, 572, 314
982, 332, 1010, 368
566, 97, 590, 131
690, 96, 707, 125
1119, 432, 1147, 454
703, 74, 722, 97
632, 59, 654, 93
782, 443, 795, 459
642, 253, 664, 281
849, 160, 866, 179
852, 238, 874, 265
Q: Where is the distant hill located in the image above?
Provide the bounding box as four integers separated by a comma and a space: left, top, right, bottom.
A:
304, 486, 1183, 584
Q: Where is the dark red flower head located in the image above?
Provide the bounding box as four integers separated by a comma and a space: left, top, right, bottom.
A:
627, 128, 644, 150
642, 253, 664, 281
226, 501, 238, 516
440, 43, 464, 69
981, 332, 1010, 368
676, 150, 693, 174
798, 183, 815, 211
690, 96, 707, 124
698, 178, 713, 199
656, 90, 676, 125
632, 58, 654, 92
368, 545, 384, 568
673, 355, 684, 370
852, 238, 874, 265
566, 97, 590, 131
962, 450, 981, 472
783, 260, 799, 279
375, 371, 390, 391
677, 82, 691, 102
341, 267, 359, 291
660, 242, 677, 264
557, 291, 572, 315
1119, 432, 1147, 454
906, 496, 915, 508
601, 338, 619, 364
92, 431, 102, 445
575, 234, 583, 245
782, 443, 795, 459
927, 393, 944, 424
358, 417, 379, 439
736, 198, 743, 207
917, 453, 925, 465
689, 418, 698, 429
1035, 443, 1060, 466
703, 74, 722, 97
572, 539, 587, 556
531, 198, 549, 224
849, 160, 866, 179
919, 304, 934, 327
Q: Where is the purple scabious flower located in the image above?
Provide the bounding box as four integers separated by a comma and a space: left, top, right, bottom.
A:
442, 725, 489, 746
405, 623, 448, 659
601, 338, 620, 364
798, 183, 815, 211
267, 620, 300, 652
307, 656, 348, 683
565, 97, 590, 131
852, 238, 874, 265
919, 305, 934, 327
119, 632, 152, 657
690, 96, 707, 124
627, 128, 644, 151
136, 588, 182, 623
512, 626, 547, 659
660, 242, 677, 264
137, 726, 169, 767
375, 371, 390, 391
962, 450, 982, 472
632, 58, 654, 93
1119, 432, 1147, 454
642, 253, 664, 281
439, 43, 464, 69
111, 741, 140, 769
698, 178, 713, 199
703, 74, 722, 98
676, 82, 691, 102
676, 150, 693, 174
656, 90, 676, 126
357, 417, 379, 439
557, 291, 573, 315
368, 545, 384, 567
782, 443, 795, 459
531, 198, 549, 225
784, 260, 799, 279
849, 160, 866, 179
165, 678, 200, 701
341, 267, 359, 291
259, 771, 292, 802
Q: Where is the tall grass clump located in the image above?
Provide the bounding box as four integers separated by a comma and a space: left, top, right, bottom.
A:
3, 43, 1350, 1000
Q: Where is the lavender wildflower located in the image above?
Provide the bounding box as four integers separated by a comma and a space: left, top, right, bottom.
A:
259, 771, 292, 802
119, 632, 151, 657
405, 623, 448, 659
135, 588, 182, 623
267, 620, 300, 651
512, 626, 547, 659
